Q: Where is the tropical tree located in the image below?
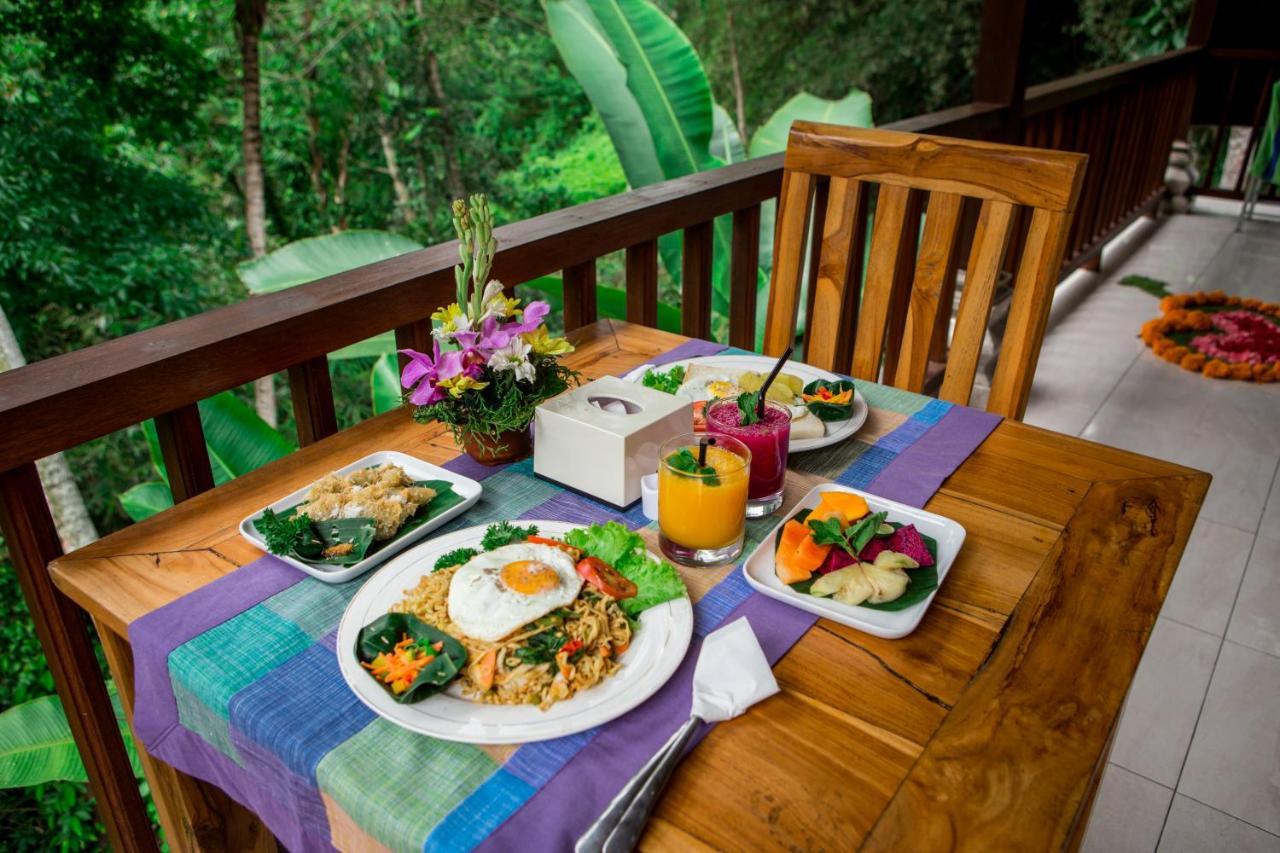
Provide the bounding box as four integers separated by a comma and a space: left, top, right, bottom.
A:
234, 0, 279, 427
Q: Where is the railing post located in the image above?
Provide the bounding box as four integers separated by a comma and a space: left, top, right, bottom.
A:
562, 260, 598, 332
154, 403, 215, 502
681, 222, 713, 340
625, 239, 659, 328
0, 463, 157, 852
729, 205, 761, 350
974, 0, 1032, 141
287, 357, 338, 446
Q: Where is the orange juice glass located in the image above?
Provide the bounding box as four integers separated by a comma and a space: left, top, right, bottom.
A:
657, 433, 750, 567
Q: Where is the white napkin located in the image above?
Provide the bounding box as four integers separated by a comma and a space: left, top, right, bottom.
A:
690, 617, 780, 723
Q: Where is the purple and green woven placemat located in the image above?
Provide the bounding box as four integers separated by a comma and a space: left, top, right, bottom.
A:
130, 340, 1000, 852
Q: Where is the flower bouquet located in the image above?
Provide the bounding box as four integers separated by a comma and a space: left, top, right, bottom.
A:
400, 195, 577, 463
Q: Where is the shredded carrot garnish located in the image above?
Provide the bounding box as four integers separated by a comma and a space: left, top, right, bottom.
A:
360, 634, 436, 693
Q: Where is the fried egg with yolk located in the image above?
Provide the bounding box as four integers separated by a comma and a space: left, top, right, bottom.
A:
447, 543, 583, 642
676, 367, 741, 402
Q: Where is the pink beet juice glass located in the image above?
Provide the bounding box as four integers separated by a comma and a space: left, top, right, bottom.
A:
704, 397, 791, 517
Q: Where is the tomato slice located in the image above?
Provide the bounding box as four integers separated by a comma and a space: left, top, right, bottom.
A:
575, 556, 638, 600
526, 535, 582, 560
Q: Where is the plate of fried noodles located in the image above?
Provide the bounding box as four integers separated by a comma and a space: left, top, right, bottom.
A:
337, 519, 693, 744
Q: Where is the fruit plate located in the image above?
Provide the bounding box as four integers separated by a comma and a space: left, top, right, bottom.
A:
336, 520, 694, 744
237, 450, 482, 584
620, 355, 868, 452
741, 484, 965, 639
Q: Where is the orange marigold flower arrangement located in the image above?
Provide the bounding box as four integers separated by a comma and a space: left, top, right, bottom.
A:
1139, 289, 1280, 382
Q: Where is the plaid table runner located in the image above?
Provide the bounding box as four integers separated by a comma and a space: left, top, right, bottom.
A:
130, 339, 1000, 852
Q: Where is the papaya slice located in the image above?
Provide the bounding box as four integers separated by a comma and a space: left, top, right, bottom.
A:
777, 519, 809, 555
808, 504, 848, 528
815, 491, 869, 522
776, 545, 813, 585
791, 534, 832, 573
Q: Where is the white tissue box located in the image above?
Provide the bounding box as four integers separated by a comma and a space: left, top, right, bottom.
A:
534, 375, 692, 508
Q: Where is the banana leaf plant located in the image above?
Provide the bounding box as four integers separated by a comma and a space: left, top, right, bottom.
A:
237, 230, 425, 360
545, 0, 874, 347
118, 391, 295, 521
0, 682, 141, 788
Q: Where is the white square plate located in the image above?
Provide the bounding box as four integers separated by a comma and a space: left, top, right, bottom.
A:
741, 483, 965, 638
238, 450, 482, 584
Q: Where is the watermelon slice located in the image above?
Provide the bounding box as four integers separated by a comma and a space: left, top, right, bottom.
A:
858, 524, 935, 567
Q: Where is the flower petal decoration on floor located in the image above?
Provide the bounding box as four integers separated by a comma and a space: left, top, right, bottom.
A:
1139, 291, 1280, 381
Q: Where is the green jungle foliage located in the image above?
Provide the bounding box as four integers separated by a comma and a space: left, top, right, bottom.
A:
0, 0, 1189, 846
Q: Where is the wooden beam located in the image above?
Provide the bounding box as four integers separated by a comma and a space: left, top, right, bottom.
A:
562, 260, 598, 332
729, 205, 761, 350
680, 221, 713, 339
153, 404, 215, 503
973, 0, 1032, 139
287, 357, 337, 446
625, 239, 659, 328
0, 464, 157, 852
1186, 0, 1218, 47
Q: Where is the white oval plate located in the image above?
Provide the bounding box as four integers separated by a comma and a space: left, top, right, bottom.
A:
238, 450, 482, 585
621, 355, 868, 452
336, 521, 694, 744
741, 484, 966, 639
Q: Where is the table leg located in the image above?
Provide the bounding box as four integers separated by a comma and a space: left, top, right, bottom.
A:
95, 620, 278, 853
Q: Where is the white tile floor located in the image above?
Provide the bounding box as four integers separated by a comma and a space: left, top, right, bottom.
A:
1018, 199, 1280, 852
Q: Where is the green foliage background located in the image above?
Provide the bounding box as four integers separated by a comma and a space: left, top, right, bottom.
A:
0, 0, 1188, 846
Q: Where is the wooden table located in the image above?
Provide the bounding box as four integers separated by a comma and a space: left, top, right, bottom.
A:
51, 320, 1208, 852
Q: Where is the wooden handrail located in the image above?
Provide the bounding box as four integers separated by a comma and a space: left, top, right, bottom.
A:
1022, 46, 1201, 116
0, 154, 783, 473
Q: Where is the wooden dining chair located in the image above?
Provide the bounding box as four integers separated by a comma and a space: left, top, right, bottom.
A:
762, 122, 1087, 419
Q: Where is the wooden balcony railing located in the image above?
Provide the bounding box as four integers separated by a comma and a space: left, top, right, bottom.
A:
1192, 47, 1280, 201
0, 39, 1207, 853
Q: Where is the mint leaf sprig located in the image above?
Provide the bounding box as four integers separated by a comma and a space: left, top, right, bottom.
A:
665, 447, 720, 487
808, 511, 888, 559
736, 390, 762, 425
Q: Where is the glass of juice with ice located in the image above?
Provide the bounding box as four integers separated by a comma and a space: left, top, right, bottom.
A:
704, 397, 791, 517
657, 433, 750, 567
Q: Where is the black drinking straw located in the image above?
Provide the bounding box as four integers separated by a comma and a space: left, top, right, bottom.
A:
698, 436, 715, 467
757, 345, 795, 419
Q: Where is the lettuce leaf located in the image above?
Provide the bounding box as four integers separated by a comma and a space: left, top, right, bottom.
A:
564, 522, 686, 617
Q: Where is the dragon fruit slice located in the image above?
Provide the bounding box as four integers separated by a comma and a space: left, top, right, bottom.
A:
858, 524, 934, 567
815, 546, 857, 576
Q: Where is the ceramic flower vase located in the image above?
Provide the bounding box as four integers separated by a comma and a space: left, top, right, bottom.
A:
462, 425, 532, 466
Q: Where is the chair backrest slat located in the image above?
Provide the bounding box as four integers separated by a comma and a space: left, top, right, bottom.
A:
893, 191, 964, 392
988, 207, 1072, 416
766, 122, 1086, 419
939, 199, 1015, 405
762, 170, 815, 356
851, 183, 912, 380
806, 177, 863, 371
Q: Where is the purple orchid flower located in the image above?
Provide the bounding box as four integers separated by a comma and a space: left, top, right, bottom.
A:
399, 342, 476, 406
450, 301, 552, 354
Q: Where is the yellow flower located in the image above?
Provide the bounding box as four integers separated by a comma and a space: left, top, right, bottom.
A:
431, 303, 472, 334
523, 326, 574, 356
437, 375, 489, 398
481, 280, 521, 319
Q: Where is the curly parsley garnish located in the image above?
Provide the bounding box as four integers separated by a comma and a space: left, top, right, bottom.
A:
434, 547, 479, 571
256, 509, 315, 556
481, 521, 540, 551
